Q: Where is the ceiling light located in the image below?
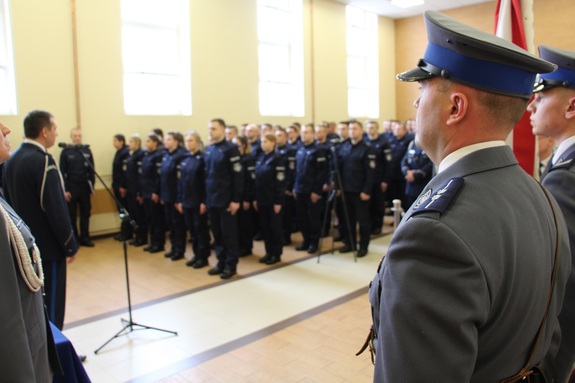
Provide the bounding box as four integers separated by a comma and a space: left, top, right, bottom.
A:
390, 0, 425, 8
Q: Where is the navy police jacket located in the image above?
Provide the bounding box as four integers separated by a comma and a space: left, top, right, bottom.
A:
204, 139, 244, 208
255, 151, 286, 206
139, 149, 164, 199
276, 144, 297, 191
294, 141, 328, 195
112, 145, 129, 190
177, 151, 206, 209
388, 134, 414, 180
160, 146, 188, 203
337, 140, 376, 195
365, 134, 392, 184
401, 141, 433, 197
241, 153, 256, 203
59, 146, 95, 189
122, 149, 145, 195
4, 142, 78, 260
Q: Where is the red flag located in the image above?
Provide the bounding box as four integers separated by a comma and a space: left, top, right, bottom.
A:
494, 0, 537, 176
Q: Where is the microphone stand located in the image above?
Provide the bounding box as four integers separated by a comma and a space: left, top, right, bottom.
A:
317, 145, 356, 263
65, 145, 178, 354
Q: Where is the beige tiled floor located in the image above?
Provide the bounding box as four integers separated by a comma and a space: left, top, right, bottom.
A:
63, 226, 393, 382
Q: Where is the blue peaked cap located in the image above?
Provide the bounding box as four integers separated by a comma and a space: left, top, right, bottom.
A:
397, 11, 556, 99
534, 45, 575, 92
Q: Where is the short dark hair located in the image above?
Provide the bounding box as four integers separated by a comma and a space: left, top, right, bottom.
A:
348, 119, 363, 128
24, 110, 53, 139
211, 118, 226, 129
114, 134, 126, 144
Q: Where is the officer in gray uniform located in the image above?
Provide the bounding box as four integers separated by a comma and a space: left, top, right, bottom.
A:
367, 11, 571, 382
529, 44, 575, 383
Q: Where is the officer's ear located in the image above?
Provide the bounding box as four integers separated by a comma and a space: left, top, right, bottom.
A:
446, 91, 468, 126
565, 93, 575, 120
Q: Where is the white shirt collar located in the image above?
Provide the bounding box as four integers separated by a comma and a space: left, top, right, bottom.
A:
24, 138, 48, 153
438, 141, 507, 174
552, 135, 575, 164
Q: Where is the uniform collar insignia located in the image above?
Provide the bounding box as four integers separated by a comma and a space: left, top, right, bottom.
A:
411, 177, 464, 216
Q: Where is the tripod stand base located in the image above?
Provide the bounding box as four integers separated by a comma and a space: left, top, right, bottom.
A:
94, 318, 178, 354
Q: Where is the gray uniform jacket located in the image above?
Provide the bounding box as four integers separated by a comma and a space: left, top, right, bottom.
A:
541, 143, 575, 382
0, 199, 51, 382
369, 146, 571, 382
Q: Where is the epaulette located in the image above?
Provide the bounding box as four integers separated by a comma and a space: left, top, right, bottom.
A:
411, 177, 464, 216
550, 158, 575, 172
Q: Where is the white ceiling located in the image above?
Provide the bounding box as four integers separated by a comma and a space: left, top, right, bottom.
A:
332, 0, 495, 19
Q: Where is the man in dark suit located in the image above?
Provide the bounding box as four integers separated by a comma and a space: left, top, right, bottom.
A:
367, 11, 570, 382
529, 44, 575, 383
3, 110, 79, 330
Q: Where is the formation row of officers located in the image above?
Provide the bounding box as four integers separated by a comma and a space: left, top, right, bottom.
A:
110, 118, 433, 279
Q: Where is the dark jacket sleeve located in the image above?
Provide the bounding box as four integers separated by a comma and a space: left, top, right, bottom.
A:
313, 147, 328, 195
42, 156, 78, 256
274, 155, 287, 205
228, 146, 244, 204
363, 146, 377, 195
59, 149, 70, 191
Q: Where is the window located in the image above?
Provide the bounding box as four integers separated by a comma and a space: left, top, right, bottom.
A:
257, 0, 304, 116
121, 0, 191, 115
0, 0, 17, 115
346, 6, 379, 118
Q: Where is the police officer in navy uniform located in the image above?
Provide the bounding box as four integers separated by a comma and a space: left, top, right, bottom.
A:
60, 127, 95, 247
120, 134, 147, 247
336, 120, 376, 258
205, 118, 244, 279
4, 110, 79, 330
401, 131, 433, 210
367, 11, 570, 382
386, 120, 413, 211
254, 133, 286, 265
528, 44, 575, 383
140, 133, 166, 253
112, 134, 130, 241
293, 124, 328, 254
160, 131, 188, 261
364, 120, 392, 235
176, 131, 210, 269
275, 127, 297, 245
231, 135, 256, 257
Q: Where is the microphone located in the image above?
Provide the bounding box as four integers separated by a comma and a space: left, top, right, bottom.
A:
58, 142, 90, 149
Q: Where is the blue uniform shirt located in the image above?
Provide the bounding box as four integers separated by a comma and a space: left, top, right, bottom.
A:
255, 151, 286, 206
122, 149, 145, 195
204, 139, 244, 208
160, 146, 188, 203
401, 141, 433, 197
177, 151, 206, 209
337, 140, 377, 195
294, 141, 328, 195
139, 149, 164, 199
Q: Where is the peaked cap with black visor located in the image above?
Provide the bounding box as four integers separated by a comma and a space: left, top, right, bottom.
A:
534, 45, 575, 93
397, 10, 557, 100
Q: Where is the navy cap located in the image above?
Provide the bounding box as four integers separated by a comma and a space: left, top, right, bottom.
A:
397, 11, 556, 99
534, 45, 575, 92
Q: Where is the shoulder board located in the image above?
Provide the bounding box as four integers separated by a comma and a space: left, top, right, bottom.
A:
550, 158, 575, 171
411, 177, 464, 216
